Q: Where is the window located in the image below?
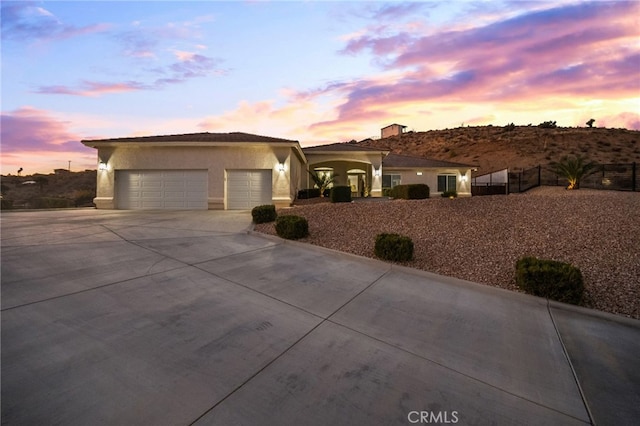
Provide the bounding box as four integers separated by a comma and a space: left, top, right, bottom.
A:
437, 175, 457, 192
382, 174, 401, 188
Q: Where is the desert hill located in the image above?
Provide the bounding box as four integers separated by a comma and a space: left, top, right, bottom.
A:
1, 170, 96, 209
354, 126, 640, 175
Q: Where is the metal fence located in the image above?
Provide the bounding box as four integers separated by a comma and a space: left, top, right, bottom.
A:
473, 163, 638, 195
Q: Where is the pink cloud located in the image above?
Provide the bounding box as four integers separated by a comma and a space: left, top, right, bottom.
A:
0, 107, 85, 152
35, 81, 146, 97
318, 1, 640, 131
0, 107, 96, 174
34, 54, 225, 97
598, 112, 640, 130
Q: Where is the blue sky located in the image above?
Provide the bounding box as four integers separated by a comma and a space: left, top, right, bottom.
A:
2, 0, 639, 174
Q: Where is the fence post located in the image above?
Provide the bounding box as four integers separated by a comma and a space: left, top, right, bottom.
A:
518, 172, 522, 193
633, 162, 637, 192
537, 165, 541, 188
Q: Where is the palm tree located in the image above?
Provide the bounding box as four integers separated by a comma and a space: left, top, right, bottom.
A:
551, 155, 599, 190
308, 170, 338, 196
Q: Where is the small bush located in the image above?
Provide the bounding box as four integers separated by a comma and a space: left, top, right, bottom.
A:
1, 199, 13, 210
330, 186, 352, 203
374, 233, 414, 262
251, 204, 277, 224
515, 257, 584, 305
539, 120, 557, 129
30, 197, 73, 209
391, 184, 430, 199
275, 215, 309, 240
441, 190, 458, 198
297, 188, 321, 199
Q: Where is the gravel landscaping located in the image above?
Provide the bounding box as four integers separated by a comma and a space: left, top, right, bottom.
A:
255, 186, 640, 319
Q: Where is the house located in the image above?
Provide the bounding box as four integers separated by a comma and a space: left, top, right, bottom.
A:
381, 124, 407, 138
301, 144, 475, 198
82, 132, 476, 210
81, 132, 306, 210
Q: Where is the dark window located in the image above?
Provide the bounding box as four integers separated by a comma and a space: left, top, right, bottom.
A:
437, 175, 457, 192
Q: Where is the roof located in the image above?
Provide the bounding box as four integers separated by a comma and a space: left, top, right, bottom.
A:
302, 143, 388, 154
383, 153, 476, 169
82, 132, 298, 146
381, 123, 407, 129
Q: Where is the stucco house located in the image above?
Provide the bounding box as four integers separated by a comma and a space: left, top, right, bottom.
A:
82, 132, 475, 210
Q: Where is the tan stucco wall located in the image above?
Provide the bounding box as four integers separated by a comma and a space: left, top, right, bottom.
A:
94, 144, 304, 209
384, 168, 473, 196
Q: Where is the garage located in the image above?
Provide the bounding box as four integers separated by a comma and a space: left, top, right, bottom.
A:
226, 170, 272, 210
116, 170, 208, 210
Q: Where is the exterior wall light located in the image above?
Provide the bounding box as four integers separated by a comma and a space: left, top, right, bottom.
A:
374, 168, 380, 177
416, 171, 423, 176
460, 174, 467, 182
277, 163, 285, 172
98, 162, 108, 171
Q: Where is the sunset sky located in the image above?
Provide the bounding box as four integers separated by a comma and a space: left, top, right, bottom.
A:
2, 0, 639, 174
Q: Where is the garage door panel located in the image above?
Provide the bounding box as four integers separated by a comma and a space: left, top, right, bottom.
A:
117, 170, 208, 210
227, 170, 272, 210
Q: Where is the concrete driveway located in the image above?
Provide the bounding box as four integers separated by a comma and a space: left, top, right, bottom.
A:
1, 209, 639, 425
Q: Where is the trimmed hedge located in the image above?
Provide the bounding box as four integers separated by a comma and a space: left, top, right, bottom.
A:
441, 190, 458, 198
391, 184, 430, 199
297, 188, 321, 199
330, 186, 352, 203
251, 204, 277, 224
275, 215, 309, 240
515, 257, 584, 305
374, 233, 414, 262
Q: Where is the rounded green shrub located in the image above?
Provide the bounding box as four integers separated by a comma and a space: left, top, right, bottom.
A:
330, 186, 352, 203
275, 215, 309, 240
515, 257, 584, 305
251, 204, 277, 224
297, 188, 321, 199
374, 233, 414, 262
391, 184, 430, 199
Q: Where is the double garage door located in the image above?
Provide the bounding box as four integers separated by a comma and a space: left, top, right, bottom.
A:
116, 169, 272, 210
116, 170, 208, 210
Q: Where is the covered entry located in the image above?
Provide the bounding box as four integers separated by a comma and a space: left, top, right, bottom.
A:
116, 170, 208, 210
226, 170, 272, 210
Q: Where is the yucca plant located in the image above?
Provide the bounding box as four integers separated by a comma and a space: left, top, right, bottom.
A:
308, 170, 339, 197
551, 155, 598, 190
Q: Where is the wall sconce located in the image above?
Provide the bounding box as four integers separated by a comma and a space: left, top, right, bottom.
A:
277, 163, 285, 172
98, 162, 108, 171
416, 171, 423, 176
460, 174, 467, 182
374, 168, 380, 177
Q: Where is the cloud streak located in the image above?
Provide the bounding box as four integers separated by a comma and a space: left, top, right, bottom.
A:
311, 1, 640, 133
34, 54, 225, 96
1, 2, 109, 42
0, 107, 97, 174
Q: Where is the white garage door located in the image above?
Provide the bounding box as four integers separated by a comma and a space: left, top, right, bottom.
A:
226, 170, 272, 210
116, 170, 208, 210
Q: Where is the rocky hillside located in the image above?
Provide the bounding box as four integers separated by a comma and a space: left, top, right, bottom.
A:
355, 126, 640, 175
1, 170, 96, 209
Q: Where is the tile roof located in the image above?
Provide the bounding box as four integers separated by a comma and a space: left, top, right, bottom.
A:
302, 143, 388, 153
383, 153, 476, 169
82, 132, 298, 145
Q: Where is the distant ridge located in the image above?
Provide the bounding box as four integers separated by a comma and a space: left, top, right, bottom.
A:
355, 126, 640, 174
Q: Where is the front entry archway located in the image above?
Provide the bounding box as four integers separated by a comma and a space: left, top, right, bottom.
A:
347, 168, 367, 197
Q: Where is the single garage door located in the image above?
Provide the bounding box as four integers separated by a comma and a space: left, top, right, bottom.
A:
226, 170, 272, 210
116, 170, 208, 210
